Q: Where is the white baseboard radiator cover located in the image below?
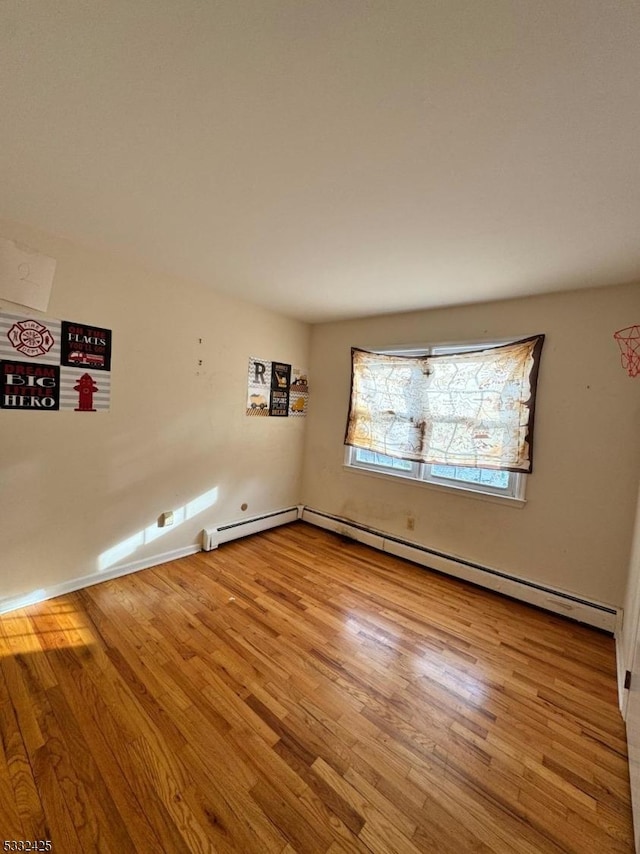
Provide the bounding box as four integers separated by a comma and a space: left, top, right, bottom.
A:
202, 505, 302, 551
302, 507, 620, 634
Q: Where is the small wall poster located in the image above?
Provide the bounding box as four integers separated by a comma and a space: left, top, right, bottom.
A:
247, 356, 272, 416
1, 361, 60, 410
61, 320, 112, 371
270, 362, 291, 416
289, 366, 309, 417
0, 311, 112, 412
0, 237, 56, 313
247, 357, 308, 417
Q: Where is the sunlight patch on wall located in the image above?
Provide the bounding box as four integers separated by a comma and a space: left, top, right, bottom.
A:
98, 485, 218, 571
186, 487, 220, 519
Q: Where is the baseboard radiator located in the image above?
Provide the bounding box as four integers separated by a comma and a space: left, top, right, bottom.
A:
202, 505, 302, 551
301, 507, 620, 634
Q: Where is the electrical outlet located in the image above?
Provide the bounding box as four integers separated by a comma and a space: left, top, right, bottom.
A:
158, 511, 174, 527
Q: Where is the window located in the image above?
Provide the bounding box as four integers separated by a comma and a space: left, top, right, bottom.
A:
346, 446, 525, 500
344, 339, 541, 502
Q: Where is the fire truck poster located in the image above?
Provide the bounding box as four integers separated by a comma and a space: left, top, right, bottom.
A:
0, 310, 111, 412
61, 320, 112, 371
246, 357, 308, 417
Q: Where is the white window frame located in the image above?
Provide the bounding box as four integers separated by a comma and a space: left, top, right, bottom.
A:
344, 340, 527, 505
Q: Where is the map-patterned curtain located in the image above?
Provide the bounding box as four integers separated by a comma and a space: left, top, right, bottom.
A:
345, 335, 545, 473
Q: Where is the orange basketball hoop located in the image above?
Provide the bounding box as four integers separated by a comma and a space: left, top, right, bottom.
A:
614, 325, 640, 377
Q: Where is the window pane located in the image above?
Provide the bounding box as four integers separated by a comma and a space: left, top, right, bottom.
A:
431, 464, 509, 490
355, 449, 414, 471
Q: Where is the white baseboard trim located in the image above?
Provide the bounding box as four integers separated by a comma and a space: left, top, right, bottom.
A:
0, 544, 201, 616
202, 505, 302, 551
302, 507, 619, 633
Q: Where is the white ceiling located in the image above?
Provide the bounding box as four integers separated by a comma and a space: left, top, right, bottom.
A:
1, 1, 640, 322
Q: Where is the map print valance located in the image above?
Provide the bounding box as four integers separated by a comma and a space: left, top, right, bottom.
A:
345, 335, 545, 473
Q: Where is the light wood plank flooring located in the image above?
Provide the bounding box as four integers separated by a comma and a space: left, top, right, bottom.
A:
0, 522, 634, 852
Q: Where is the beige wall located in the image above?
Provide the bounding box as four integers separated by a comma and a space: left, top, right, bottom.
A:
302, 283, 640, 607
0, 219, 309, 607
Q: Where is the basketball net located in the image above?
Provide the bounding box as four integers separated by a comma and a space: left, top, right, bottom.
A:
614, 325, 640, 377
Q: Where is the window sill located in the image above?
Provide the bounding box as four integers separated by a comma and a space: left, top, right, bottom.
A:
343, 463, 526, 508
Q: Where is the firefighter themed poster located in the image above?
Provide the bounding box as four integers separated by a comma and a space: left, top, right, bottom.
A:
0, 311, 112, 412
247, 357, 308, 417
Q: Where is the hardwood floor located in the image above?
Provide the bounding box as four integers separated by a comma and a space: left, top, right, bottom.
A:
0, 521, 634, 853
